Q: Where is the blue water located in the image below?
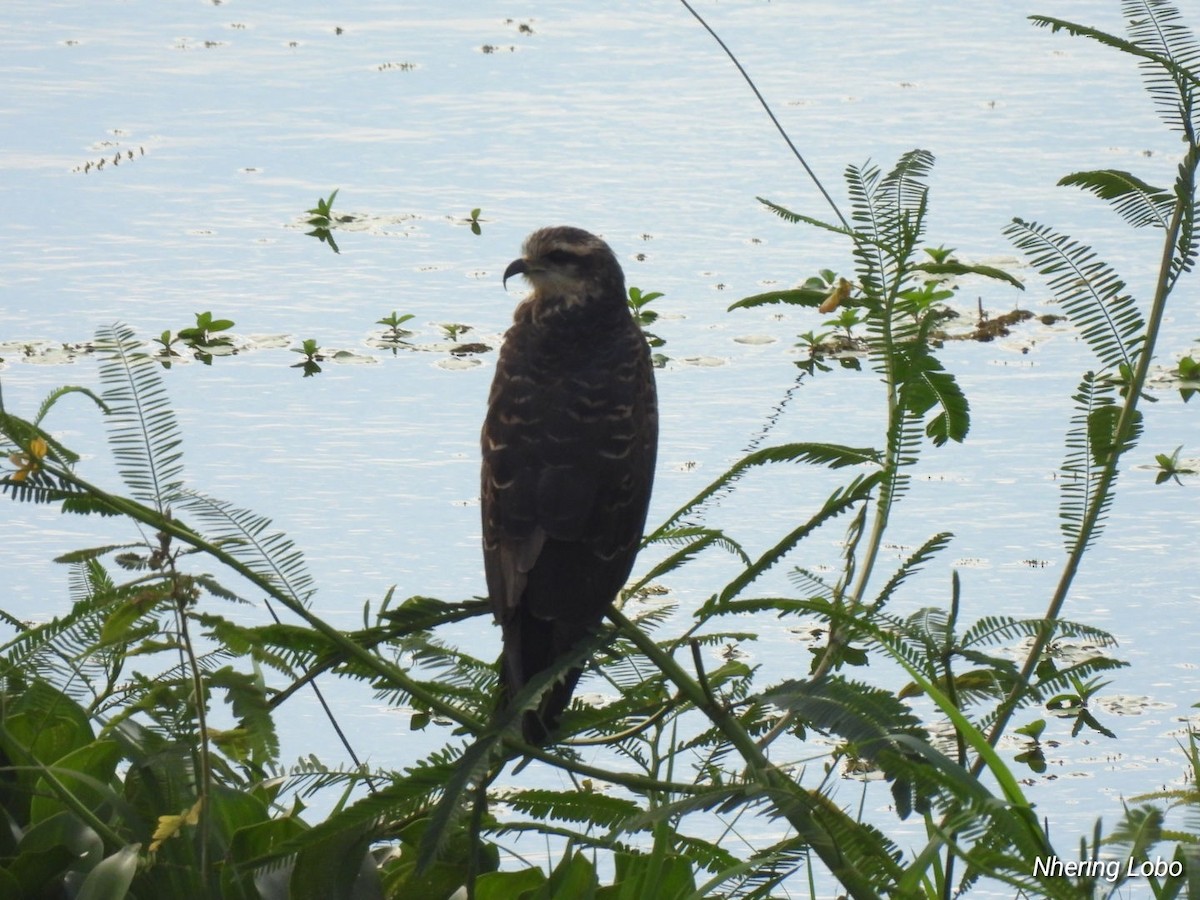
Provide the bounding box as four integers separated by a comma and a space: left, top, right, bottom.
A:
4, 2, 1199, 894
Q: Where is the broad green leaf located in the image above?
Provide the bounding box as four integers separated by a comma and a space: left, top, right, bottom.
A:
475, 869, 546, 900
31, 740, 123, 825
75, 844, 140, 900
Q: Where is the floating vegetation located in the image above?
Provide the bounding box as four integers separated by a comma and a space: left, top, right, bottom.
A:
0, 340, 94, 367
72, 138, 145, 175
435, 356, 483, 371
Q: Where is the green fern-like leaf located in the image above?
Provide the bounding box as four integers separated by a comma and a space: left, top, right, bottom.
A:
176, 489, 314, 607
727, 286, 831, 311
649, 442, 880, 540
716, 473, 881, 605
208, 664, 279, 766
1123, 0, 1200, 135
762, 675, 925, 749
959, 614, 1118, 653
896, 346, 970, 446
0, 568, 124, 705
756, 196, 851, 237
1109, 803, 1166, 861
1058, 169, 1175, 228
1030, 13, 1200, 134
633, 526, 749, 592
95, 323, 184, 511
1004, 218, 1145, 372
869, 532, 953, 612
500, 788, 643, 829
1060, 373, 1117, 553
32, 384, 108, 429
787, 567, 835, 600
695, 836, 810, 898
848, 151, 934, 246
847, 150, 934, 296
197, 615, 326, 684
1172, 146, 1200, 284
763, 676, 930, 818
878, 406, 924, 511
1, 471, 90, 507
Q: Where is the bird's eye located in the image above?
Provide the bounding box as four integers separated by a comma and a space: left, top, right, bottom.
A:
543, 249, 576, 265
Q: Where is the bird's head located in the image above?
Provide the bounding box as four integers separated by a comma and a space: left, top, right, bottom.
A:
503, 227, 625, 313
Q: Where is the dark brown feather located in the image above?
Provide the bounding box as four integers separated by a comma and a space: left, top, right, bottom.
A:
482, 227, 658, 743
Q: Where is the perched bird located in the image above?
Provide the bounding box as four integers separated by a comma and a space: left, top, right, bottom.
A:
482, 226, 658, 743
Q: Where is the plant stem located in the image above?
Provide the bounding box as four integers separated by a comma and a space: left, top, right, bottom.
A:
984, 144, 1198, 756
608, 608, 894, 900
175, 593, 212, 886
33, 467, 709, 797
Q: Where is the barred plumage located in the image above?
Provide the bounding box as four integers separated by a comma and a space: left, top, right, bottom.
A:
482, 226, 658, 743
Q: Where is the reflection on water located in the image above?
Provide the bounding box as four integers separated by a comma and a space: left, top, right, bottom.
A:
4, 1, 1199, 891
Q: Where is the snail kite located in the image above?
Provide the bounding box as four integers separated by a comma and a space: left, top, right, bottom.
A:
482, 226, 658, 743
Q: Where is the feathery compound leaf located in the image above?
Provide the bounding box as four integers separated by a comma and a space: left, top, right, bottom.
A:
762, 676, 931, 818
869, 532, 954, 612
717, 473, 881, 604
1108, 804, 1165, 861
909, 260, 1025, 289
1172, 146, 1200, 284
756, 196, 852, 236
896, 347, 970, 446
499, 788, 643, 830
878, 404, 924, 510
849, 151, 934, 283
1123, 0, 1200, 136
94, 323, 184, 511
176, 489, 314, 607
1004, 218, 1145, 372
1031, 12, 1200, 135
1058, 169, 1175, 228
727, 287, 831, 311
649, 442, 880, 538
1060, 374, 1119, 553
635, 526, 749, 589
882, 149, 936, 220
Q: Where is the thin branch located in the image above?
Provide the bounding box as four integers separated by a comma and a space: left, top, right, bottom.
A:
678, 0, 850, 231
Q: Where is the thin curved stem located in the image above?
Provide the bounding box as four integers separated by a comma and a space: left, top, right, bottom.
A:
678, 0, 850, 231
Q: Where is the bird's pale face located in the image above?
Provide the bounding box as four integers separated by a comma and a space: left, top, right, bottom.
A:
503, 227, 622, 311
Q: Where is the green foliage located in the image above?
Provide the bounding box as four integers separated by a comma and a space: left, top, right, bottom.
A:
95, 323, 185, 512
376, 311, 415, 343
305, 189, 342, 254
627, 286, 668, 361
1153, 444, 1197, 483
1177, 353, 1199, 401
1058, 169, 1176, 228
1004, 218, 1145, 372
439, 322, 471, 342
177, 311, 235, 350
305, 189, 339, 227
291, 338, 324, 376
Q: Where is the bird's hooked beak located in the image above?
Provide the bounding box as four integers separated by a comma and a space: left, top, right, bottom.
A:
501, 259, 530, 290
502, 258, 528, 291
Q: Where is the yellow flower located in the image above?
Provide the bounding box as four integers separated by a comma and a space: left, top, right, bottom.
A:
8, 436, 48, 483
818, 277, 854, 314
149, 798, 203, 853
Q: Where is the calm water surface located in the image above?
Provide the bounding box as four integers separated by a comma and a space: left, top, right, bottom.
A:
4, 1, 1199, 892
